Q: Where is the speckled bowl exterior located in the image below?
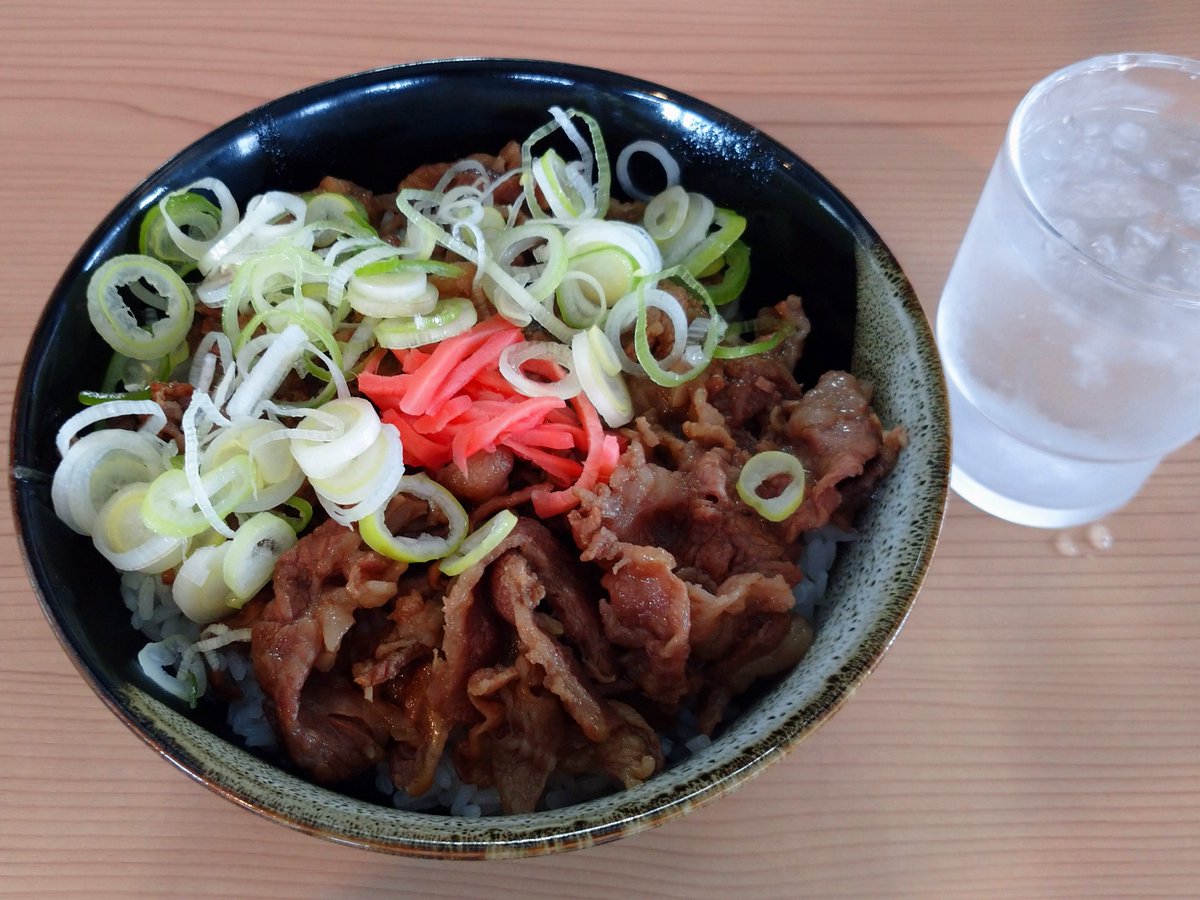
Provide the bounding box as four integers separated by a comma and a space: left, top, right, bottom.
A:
11, 58, 949, 859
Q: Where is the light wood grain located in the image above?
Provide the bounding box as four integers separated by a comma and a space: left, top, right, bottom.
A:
3, 1, 1199, 896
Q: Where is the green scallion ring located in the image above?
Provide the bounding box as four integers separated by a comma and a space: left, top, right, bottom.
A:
86, 254, 195, 361
713, 315, 794, 359
736, 450, 807, 522
139, 192, 221, 276
439, 509, 519, 577
705, 239, 751, 306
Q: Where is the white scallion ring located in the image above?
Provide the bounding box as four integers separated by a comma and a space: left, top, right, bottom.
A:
173, 542, 236, 624
374, 297, 478, 350
51, 429, 172, 536
616, 140, 682, 202
498, 341, 581, 400
223, 512, 298, 602
605, 287, 690, 375
92, 482, 187, 574
288, 397, 382, 480
571, 327, 633, 427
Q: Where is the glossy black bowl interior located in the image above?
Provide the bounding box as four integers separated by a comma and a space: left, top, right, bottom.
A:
11, 58, 920, 852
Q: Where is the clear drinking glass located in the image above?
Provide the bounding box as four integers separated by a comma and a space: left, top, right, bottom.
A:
937, 52, 1200, 527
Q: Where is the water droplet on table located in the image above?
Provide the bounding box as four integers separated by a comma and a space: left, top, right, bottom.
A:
1086, 522, 1114, 551
1055, 531, 1081, 556
1053, 521, 1115, 557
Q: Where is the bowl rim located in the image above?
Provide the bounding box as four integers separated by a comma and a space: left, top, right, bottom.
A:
10, 55, 949, 859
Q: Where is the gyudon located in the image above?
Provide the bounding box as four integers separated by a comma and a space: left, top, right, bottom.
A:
51, 109, 903, 814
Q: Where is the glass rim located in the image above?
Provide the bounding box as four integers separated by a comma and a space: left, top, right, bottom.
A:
1007, 51, 1200, 309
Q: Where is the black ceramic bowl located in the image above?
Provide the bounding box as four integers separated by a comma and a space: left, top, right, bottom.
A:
12, 58, 949, 858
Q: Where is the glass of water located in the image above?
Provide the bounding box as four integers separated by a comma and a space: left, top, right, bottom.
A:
937, 52, 1200, 527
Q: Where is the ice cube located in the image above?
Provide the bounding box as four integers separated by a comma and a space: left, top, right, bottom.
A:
1119, 221, 1169, 270
1054, 216, 1085, 246
1163, 236, 1200, 292
1111, 120, 1148, 153
1061, 175, 1159, 221
1165, 126, 1200, 164
1145, 155, 1173, 181
1088, 233, 1119, 267
1177, 178, 1200, 227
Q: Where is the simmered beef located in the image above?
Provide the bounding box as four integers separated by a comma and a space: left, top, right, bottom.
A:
244, 293, 899, 813
251, 519, 408, 784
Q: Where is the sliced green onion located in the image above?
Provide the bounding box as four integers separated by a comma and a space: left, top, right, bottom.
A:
656, 192, 715, 266
396, 190, 574, 341
236, 245, 327, 317
157, 178, 240, 269
554, 233, 644, 328
643, 185, 690, 241
140, 455, 255, 539
289, 397, 382, 480
233, 312, 345, 408
202, 419, 304, 513
199, 190, 307, 275
488, 222, 568, 304
303, 191, 375, 246
705, 239, 751, 306
92, 481, 187, 574
555, 271, 609, 329
224, 323, 310, 419
353, 256, 464, 280
223, 512, 298, 601
359, 474, 469, 563
55, 399, 167, 458
346, 268, 438, 319
498, 341, 581, 399
632, 268, 726, 387
173, 542, 235, 624
374, 297, 478, 350
616, 141, 681, 203
77, 388, 153, 406
262, 296, 335, 336
308, 427, 395, 505
565, 217, 663, 275
312, 423, 405, 526
681, 208, 747, 278
532, 148, 591, 218
138, 634, 205, 706
439, 509, 518, 577
51, 429, 170, 535
86, 254, 195, 361
713, 315, 795, 359
110, 341, 190, 392
567, 244, 635, 295
588, 323, 623, 376
519, 107, 610, 221
572, 327, 633, 427
139, 192, 222, 276
736, 450, 807, 522
278, 495, 314, 534
100, 348, 129, 393
606, 286, 689, 376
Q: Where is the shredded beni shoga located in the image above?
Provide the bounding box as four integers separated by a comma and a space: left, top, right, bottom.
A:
53, 106, 802, 666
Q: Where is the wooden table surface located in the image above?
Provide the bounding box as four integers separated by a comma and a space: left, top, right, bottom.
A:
4, 1, 1199, 896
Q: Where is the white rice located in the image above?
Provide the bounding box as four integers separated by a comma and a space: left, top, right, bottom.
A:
121, 571, 199, 644
385, 754, 505, 817
793, 525, 857, 623
121, 572, 271, 746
